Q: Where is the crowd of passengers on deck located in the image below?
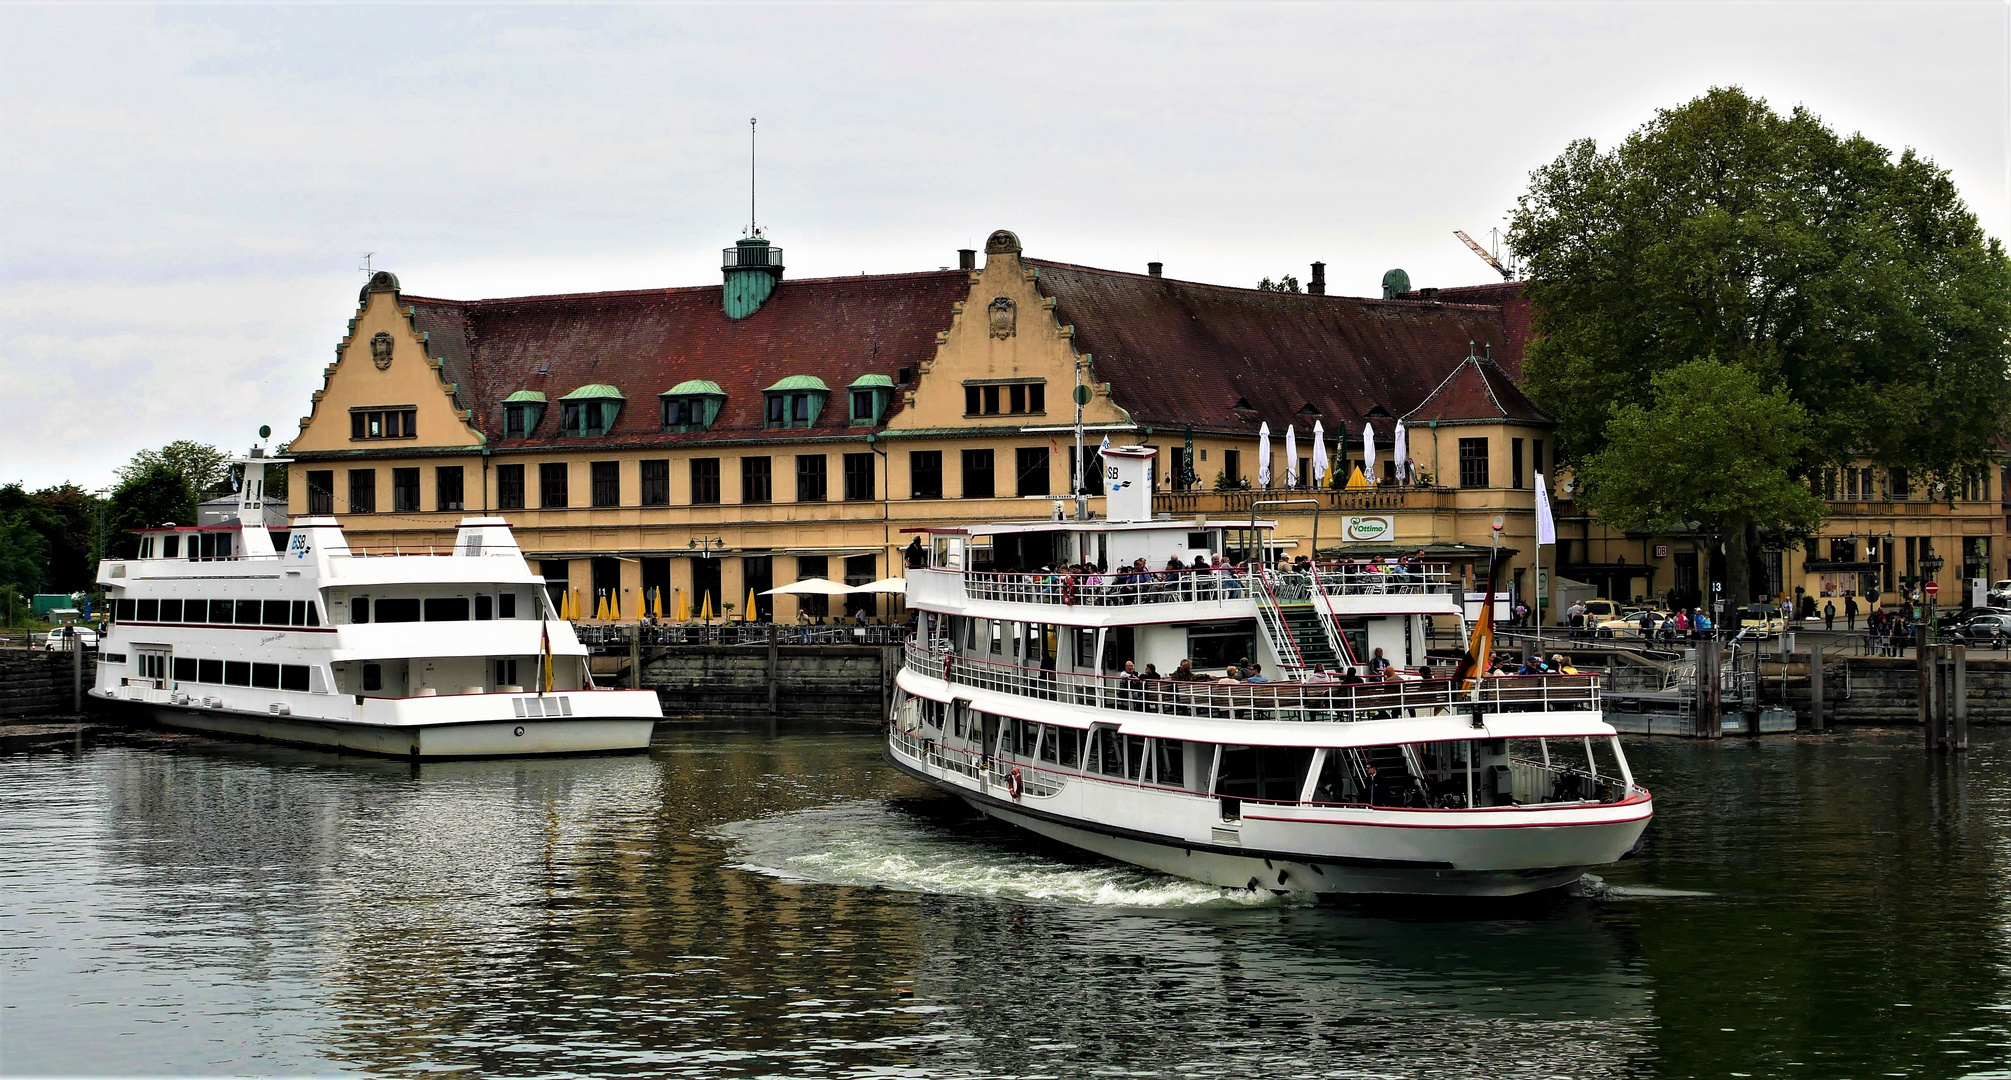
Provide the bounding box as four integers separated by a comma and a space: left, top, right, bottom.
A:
930, 547, 1447, 605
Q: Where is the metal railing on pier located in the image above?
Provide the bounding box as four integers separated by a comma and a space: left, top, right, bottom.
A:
576, 622, 908, 648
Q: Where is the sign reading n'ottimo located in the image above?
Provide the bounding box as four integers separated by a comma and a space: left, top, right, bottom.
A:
1342, 515, 1394, 543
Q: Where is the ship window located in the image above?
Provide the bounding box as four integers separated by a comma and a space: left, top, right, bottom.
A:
1095, 728, 1125, 777
375, 598, 421, 623
180, 600, 204, 624
160, 599, 182, 622
1186, 622, 1256, 670
137, 599, 159, 622
263, 600, 290, 626
162, 536, 180, 558
1213, 745, 1314, 803
251, 663, 280, 689
1126, 735, 1148, 780
362, 664, 382, 692
1154, 739, 1185, 787
280, 665, 310, 692
499, 592, 518, 619
1039, 725, 1060, 763
224, 661, 251, 687
351, 597, 370, 624
173, 657, 196, 681
114, 599, 135, 621
493, 659, 518, 687
211, 599, 235, 623
198, 659, 223, 684
291, 601, 307, 626
475, 595, 493, 621
988, 621, 1002, 654
305, 603, 319, 627
137, 653, 166, 680
424, 597, 470, 621
235, 600, 260, 625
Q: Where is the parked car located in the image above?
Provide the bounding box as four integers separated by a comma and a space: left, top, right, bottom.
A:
41, 625, 98, 651
1953, 614, 2011, 647
1936, 606, 1999, 632
1735, 604, 1786, 638
1579, 598, 1626, 622
1987, 580, 2011, 608
1594, 610, 1671, 639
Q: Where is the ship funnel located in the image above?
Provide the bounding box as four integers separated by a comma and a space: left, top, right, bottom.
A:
1101, 445, 1157, 522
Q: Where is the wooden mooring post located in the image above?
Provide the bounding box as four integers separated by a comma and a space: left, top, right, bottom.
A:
71, 637, 83, 713
766, 624, 780, 715
1807, 649, 1824, 733
1950, 643, 1969, 751
1693, 636, 1723, 738
1919, 637, 1970, 752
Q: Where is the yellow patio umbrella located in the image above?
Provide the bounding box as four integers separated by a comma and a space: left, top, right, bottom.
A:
674, 589, 690, 621
744, 588, 757, 622
1344, 465, 1373, 490
593, 594, 605, 620
611, 591, 622, 621
699, 592, 714, 620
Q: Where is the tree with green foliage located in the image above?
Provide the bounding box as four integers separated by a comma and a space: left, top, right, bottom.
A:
1577, 359, 1828, 593
0, 510, 52, 600
0, 482, 102, 594
1509, 86, 2011, 604
105, 463, 197, 559
1256, 275, 1302, 293
118, 441, 231, 501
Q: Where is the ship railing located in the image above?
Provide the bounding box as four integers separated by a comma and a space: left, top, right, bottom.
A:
888, 727, 1065, 797
1508, 757, 1638, 803
905, 643, 1600, 722
931, 561, 1460, 610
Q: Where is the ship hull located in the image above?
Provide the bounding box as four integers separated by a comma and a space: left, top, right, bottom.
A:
96, 693, 656, 758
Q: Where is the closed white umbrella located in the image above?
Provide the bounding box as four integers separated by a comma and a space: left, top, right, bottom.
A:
1284, 425, 1299, 489
1257, 422, 1272, 488
1362, 422, 1378, 486
1392, 420, 1409, 485
1310, 420, 1329, 488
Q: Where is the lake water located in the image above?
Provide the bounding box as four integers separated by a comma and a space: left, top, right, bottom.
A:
4, 721, 2010, 1078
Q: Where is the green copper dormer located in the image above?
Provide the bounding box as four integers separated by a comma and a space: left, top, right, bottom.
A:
763, 374, 827, 429
848, 373, 895, 426
559, 384, 624, 437
502, 390, 547, 438
661, 379, 726, 432
722, 236, 785, 319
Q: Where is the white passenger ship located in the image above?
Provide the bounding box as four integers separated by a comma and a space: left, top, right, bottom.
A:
888, 446, 1651, 897
92, 444, 661, 758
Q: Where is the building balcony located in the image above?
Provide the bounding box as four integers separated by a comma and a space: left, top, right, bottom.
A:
1154, 487, 1456, 517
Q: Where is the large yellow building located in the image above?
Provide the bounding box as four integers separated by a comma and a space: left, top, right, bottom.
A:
286, 228, 2008, 625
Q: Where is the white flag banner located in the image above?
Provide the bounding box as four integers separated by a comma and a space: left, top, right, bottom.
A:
1535, 472, 1557, 546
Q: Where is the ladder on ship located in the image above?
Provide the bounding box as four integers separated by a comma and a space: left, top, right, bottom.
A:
1253, 573, 1347, 679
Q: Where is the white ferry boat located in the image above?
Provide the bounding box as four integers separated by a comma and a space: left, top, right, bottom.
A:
91, 443, 661, 758
887, 445, 1651, 897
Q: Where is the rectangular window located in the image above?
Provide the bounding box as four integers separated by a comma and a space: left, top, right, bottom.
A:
424, 597, 470, 621
392, 468, 420, 512
741, 457, 772, 504
1511, 438, 1524, 490
199, 659, 224, 684
280, 665, 310, 692
1027, 383, 1045, 414
1458, 438, 1490, 489
691, 458, 721, 504
500, 592, 518, 618
262, 600, 289, 626
497, 464, 526, 510
591, 461, 620, 507
910, 451, 943, 499
349, 408, 417, 441
1009, 384, 1027, 414
173, 657, 198, 681
224, 661, 251, 687
640, 460, 670, 506
851, 390, 877, 425
1224, 449, 1241, 486
539, 463, 569, 508
965, 386, 981, 415
962, 449, 995, 498
350, 596, 369, 624
160, 599, 183, 622
560, 400, 618, 437
1891, 469, 1911, 500
1015, 447, 1050, 497
843, 453, 875, 502
375, 598, 421, 623
1533, 440, 1544, 481
475, 594, 493, 621
436, 466, 464, 512
1068, 447, 1105, 495
251, 663, 280, 690
795, 455, 827, 502
306, 471, 334, 515
290, 600, 307, 626
348, 469, 376, 513
983, 385, 1002, 415
503, 404, 540, 439
136, 599, 159, 622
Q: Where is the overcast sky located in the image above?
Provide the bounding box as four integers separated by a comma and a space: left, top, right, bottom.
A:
3, 1, 2005, 493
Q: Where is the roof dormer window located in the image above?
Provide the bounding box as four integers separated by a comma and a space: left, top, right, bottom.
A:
559, 384, 624, 437
502, 391, 546, 438
849, 374, 894, 427
660, 380, 726, 432
763, 375, 828, 430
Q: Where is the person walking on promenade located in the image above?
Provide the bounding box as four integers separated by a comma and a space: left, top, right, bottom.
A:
1824, 600, 1836, 631
1845, 593, 1859, 632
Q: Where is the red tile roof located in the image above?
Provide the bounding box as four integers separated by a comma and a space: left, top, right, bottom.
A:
1403, 354, 1551, 425
1026, 260, 1529, 435
399, 271, 969, 449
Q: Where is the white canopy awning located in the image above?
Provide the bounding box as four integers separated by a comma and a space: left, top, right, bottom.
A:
762, 578, 854, 596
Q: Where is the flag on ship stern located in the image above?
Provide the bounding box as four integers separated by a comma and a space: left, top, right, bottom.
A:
1454, 562, 1498, 690
540, 620, 554, 694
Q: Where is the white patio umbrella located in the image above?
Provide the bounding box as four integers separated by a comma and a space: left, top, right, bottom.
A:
852, 577, 909, 594
1362, 422, 1378, 485
1284, 425, 1299, 489
1392, 420, 1409, 485
761, 578, 855, 596
1256, 422, 1272, 488
1310, 420, 1329, 488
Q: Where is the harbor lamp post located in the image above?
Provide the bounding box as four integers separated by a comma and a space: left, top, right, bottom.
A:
1921, 551, 1944, 643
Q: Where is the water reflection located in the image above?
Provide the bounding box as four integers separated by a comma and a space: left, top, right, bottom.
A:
4, 724, 2010, 1077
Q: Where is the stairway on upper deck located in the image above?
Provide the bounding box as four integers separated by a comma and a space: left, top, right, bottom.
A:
1273, 602, 1340, 672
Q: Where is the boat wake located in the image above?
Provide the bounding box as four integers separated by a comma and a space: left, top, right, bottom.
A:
717, 800, 1301, 909
1576, 873, 1714, 900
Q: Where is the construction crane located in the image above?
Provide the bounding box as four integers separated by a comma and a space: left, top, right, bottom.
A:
1454, 230, 1514, 281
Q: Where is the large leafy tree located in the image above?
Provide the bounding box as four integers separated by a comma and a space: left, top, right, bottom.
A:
1510, 86, 2011, 603
105, 464, 197, 559
118, 440, 231, 501
0, 510, 51, 600
0, 483, 101, 594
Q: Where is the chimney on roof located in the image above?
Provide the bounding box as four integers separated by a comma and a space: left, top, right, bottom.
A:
1148, 262, 1163, 278
958, 249, 976, 271
1309, 262, 1326, 296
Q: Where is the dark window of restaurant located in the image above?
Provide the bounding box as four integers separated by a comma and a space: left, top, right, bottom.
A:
539, 463, 569, 508
392, 468, 420, 512
425, 597, 470, 621
591, 461, 620, 507
436, 466, 464, 512
1015, 447, 1050, 497
691, 458, 721, 504
348, 469, 376, 513
280, 665, 310, 692
307, 471, 334, 514
640, 459, 670, 506
225, 661, 251, 687
962, 449, 995, 498
137, 599, 159, 622
1458, 438, 1490, 489
252, 663, 280, 690
797, 555, 830, 618
198, 659, 223, 684
966, 385, 982, 415
374, 598, 421, 623
1510, 438, 1524, 490
497, 464, 526, 510
910, 451, 943, 499
235, 599, 261, 625
263, 600, 289, 626
843, 453, 875, 501
796, 455, 827, 502
1224, 449, 1241, 486
983, 385, 1001, 415
741, 457, 772, 504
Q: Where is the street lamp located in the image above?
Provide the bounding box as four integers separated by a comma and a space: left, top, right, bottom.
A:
1921, 550, 1944, 643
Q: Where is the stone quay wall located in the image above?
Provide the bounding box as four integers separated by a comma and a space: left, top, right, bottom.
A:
638, 644, 898, 720
0, 648, 97, 718
1778, 655, 2011, 726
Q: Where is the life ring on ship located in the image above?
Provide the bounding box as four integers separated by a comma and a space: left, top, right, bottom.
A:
1007, 767, 1023, 800
1060, 577, 1078, 606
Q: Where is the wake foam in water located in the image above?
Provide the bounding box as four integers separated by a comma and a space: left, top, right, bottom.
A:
1576, 873, 1714, 900
716, 800, 1299, 908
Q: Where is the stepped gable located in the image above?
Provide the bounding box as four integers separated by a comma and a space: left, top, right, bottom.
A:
400, 271, 970, 447
1401, 353, 1550, 425
1024, 260, 1524, 434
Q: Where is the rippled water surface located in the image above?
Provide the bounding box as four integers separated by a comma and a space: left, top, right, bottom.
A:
5, 722, 2011, 1078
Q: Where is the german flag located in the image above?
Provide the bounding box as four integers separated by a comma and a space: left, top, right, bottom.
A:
1453, 557, 1499, 690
